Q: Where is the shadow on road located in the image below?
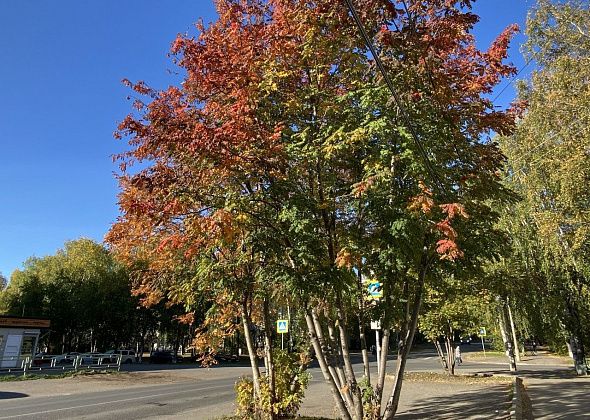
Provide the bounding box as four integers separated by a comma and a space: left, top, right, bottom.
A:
0, 392, 29, 400
396, 385, 511, 419
527, 379, 590, 419
473, 367, 576, 380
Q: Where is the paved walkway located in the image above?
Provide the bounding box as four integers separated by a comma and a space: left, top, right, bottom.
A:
526, 376, 590, 419
300, 374, 512, 419
463, 351, 590, 419
301, 351, 586, 419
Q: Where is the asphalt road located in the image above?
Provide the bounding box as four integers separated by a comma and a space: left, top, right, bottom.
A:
0, 347, 573, 419
0, 377, 236, 419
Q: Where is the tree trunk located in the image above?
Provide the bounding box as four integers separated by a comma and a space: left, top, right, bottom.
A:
445, 336, 455, 376
382, 251, 429, 419
498, 303, 517, 372
304, 309, 352, 420
507, 299, 521, 362
357, 270, 371, 384
241, 297, 261, 401
262, 298, 277, 419
358, 316, 371, 382
434, 339, 448, 372
374, 327, 390, 415
335, 295, 364, 420
312, 310, 347, 397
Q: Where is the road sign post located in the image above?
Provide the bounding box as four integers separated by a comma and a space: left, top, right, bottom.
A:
277, 319, 289, 350
479, 327, 487, 358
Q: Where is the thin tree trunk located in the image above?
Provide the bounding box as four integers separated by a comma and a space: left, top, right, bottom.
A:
383, 253, 429, 419
262, 298, 277, 419
335, 295, 363, 420
327, 322, 347, 390
445, 336, 455, 375
312, 310, 345, 393
374, 327, 390, 414
375, 271, 395, 413
498, 304, 517, 372
507, 299, 521, 362
434, 339, 448, 372
304, 310, 352, 420
241, 298, 261, 400
358, 315, 371, 382
357, 270, 371, 384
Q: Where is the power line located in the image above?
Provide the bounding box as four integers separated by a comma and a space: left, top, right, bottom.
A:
342, 0, 444, 193
509, 115, 589, 164
511, 124, 589, 178
492, 58, 533, 104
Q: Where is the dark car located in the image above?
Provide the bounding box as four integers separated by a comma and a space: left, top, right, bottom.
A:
32, 353, 54, 367
214, 352, 239, 363
150, 350, 180, 364
54, 352, 80, 365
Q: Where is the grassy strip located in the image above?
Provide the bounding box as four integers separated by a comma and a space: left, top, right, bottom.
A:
0, 369, 125, 382
463, 350, 506, 359
220, 418, 330, 420
403, 371, 513, 384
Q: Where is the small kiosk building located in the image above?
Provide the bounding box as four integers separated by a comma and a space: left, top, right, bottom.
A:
0, 316, 50, 368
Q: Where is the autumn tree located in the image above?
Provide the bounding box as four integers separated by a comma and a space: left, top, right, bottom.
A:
108, 0, 519, 418
499, 0, 590, 374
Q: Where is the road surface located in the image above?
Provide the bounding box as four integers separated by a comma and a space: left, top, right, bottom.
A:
0, 347, 576, 419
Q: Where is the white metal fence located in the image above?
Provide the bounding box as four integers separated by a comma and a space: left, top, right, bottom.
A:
0, 353, 122, 377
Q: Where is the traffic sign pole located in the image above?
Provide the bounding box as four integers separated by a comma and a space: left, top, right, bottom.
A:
479, 327, 487, 357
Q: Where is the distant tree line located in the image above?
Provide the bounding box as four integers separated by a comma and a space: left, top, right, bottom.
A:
0, 239, 193, 355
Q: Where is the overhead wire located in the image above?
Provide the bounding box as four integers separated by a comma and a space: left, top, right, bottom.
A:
510, 124, 589, 179
342, 0, 445, 193
491, 58, 533, 104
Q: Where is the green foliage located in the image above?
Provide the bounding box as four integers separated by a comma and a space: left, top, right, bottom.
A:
420, 282, 487, 342
497, 0, 590, 353
235, 350, 311, 419
358, 377, 380, 420
0, 239, 189, 353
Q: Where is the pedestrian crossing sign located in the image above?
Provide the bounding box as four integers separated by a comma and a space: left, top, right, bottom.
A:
366, 279, 383, 301
277, 319, 289, 334
479, 327, 487, 337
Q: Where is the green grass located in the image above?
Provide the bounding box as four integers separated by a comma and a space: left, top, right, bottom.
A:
463, 350, 506, 359
0, 369, 124, 382
403, 371, 513, 384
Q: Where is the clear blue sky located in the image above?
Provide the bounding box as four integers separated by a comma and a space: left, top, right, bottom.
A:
0, 1, 533, 279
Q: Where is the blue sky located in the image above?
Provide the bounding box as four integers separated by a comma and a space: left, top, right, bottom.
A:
0, 1, 533, 279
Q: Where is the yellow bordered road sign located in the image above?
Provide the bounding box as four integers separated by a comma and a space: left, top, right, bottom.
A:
277, 319, 289, 334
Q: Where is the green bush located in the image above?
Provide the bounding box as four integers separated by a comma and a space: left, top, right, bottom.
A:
235, 349, 311, 419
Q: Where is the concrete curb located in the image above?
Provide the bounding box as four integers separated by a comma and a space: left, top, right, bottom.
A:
510, 376, 534, 419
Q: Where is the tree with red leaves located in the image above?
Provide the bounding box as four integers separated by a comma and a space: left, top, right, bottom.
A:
108, 1, 518, 418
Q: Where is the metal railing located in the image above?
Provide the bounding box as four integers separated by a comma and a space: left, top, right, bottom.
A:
0, 353, 123, 377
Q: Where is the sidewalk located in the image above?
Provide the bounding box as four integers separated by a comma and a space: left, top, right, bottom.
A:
462, 350, 590, 419
463, 350, 571, 367
526, 376, 590, 419
300, 374, 512, 419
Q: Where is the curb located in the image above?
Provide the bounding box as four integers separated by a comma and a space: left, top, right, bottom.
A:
510, 376, 534, 419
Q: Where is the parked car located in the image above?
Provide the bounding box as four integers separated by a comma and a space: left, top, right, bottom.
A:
53, 352, 80, 365
79, 352, 102, 365
32, 353, 54, 366
105, 349, 136, 364
214, 352, 239, 363
150, 350, 181, 364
